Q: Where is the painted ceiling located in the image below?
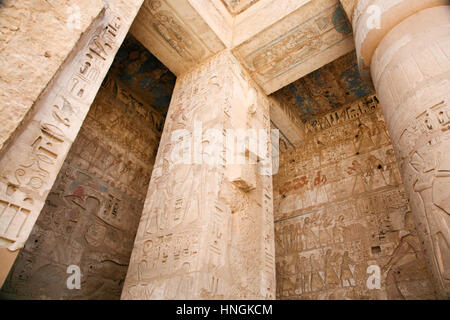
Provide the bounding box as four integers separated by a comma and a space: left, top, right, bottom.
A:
272, 50, 375, 122
221, 0, 261, 15
107, 36, 372, 126
109, 34, 176, 115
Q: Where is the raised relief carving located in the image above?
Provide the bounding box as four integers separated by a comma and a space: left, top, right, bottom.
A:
233, 2, 354, 93
2, 66, 162, 298
0, 8, 129, 252
274, 95, 436, 299
140, 0, 205, 64
122, 52, 275, 300
409, 142, 450, 285
220, 0, 261, 15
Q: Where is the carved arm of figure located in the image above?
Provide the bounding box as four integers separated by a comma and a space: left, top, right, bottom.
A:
382, 234, 417, 276
413, 174, 434, 193
383, 243, 403, 275
435, 170, 450, 178
347, 166, 357, 175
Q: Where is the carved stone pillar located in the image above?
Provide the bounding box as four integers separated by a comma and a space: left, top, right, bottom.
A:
348, 0, 450, 297
121, 50, 276, 300
0, 0, 144, 287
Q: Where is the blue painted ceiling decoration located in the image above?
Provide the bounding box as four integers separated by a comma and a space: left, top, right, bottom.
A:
109, 34, 176, 115
106, 36, 371, 125
272, 50, 375, 122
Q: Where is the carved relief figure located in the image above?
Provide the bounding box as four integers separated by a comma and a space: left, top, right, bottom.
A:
383, 211, 424, 299
410, 149, 450, 284
384, 149, 401, 186
340, 251, 355, 287
354, 122, 374, 154
347, 159, 369, 194
274, 96, 435, 299
2, 54, 161, 298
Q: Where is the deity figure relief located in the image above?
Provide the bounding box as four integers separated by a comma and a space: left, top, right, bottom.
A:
96, 147, 116, 172
79, 136, 99, 164
410, 149, 450, 284
85, 221, 107, 247
138, 239, 160, 278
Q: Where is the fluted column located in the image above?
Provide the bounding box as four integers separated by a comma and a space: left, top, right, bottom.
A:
344, 0, 450, 297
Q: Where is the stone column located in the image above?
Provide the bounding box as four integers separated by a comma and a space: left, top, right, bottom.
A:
0, 0, 144, 288
121, 50, 276, 299
346, 0, 450, 297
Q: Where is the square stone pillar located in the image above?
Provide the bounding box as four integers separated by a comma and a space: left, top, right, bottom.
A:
121, 50, 276, 299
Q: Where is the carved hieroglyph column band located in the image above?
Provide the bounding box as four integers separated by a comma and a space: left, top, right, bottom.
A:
350, 0, 448, 80
351, 0, 450, 297
0, 0, 144, 285
0, 0, 105, 152
121, 50, 276, 299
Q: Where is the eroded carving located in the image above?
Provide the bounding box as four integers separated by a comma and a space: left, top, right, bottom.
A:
274, 96, 436, 299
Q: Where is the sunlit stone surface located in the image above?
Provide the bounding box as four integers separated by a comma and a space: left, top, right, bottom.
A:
0, 0, 448, 299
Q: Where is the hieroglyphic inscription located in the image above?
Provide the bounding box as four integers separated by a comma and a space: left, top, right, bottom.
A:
122, 51, 275, 300
0, 5, 141, 251
274, 95, 436, 299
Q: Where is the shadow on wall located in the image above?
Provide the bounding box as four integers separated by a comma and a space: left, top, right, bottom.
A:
109, 34, 176, 115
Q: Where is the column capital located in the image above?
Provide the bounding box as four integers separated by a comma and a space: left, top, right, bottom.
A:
350, 0, 447, 80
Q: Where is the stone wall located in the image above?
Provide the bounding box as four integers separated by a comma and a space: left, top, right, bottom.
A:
0, 74, 163, 299
274, 95, 436, 299
0, 0, 105, 152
